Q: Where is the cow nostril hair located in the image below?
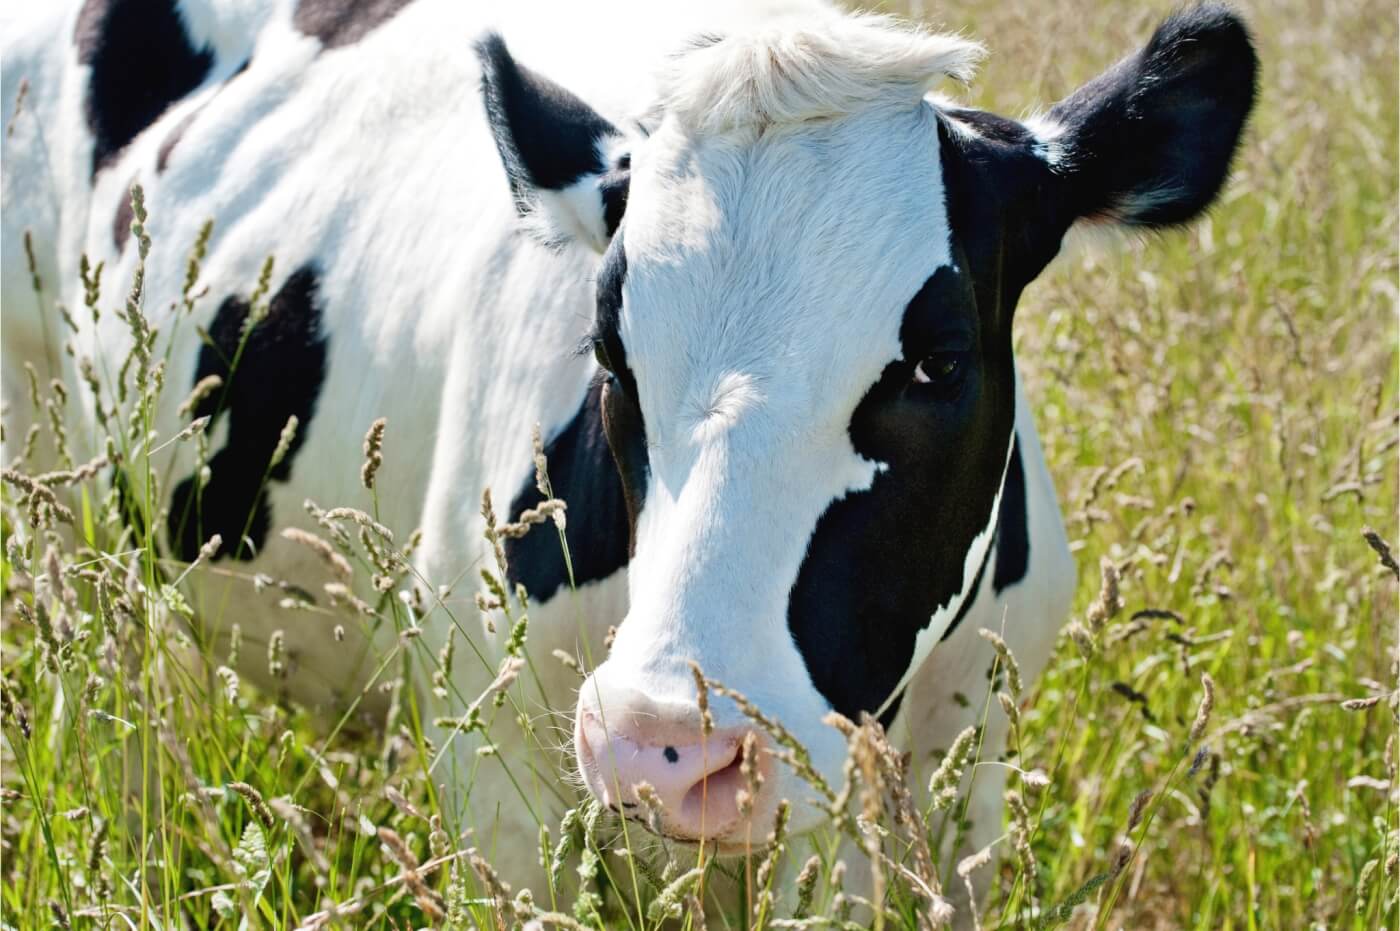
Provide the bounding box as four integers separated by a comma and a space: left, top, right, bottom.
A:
663, 745, 679, 763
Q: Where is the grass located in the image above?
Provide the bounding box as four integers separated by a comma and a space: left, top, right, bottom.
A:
2, 0, 1397, 927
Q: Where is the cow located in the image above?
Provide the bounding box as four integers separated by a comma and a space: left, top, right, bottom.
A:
1, 0, 1256, 916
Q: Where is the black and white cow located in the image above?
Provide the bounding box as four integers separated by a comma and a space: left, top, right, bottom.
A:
1, 0, 1255, 907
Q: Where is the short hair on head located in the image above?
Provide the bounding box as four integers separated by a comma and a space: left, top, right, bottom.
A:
656, 13, 984, 136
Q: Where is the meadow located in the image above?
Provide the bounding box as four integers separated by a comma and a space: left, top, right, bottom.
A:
2, 0, 1397, 927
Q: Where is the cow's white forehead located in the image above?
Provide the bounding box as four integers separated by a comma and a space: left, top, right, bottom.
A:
620, 102, 954, 454
612, 14, 981, 439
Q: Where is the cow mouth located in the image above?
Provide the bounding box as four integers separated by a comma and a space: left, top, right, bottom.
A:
579, 730, 773, 850
676, 744, 744, 834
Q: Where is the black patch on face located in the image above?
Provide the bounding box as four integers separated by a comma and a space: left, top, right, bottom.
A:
475, 33, 631, 220
992, 437, 1029, 593
293, 0, 416, 50
594, 240, 648, 545
111, 178, 134, 251
600, 172, 630, 239
168, 266, 328, 561
876, 525, 997, 727
502, 377, 633, 603
788, 266, 1017, 722
74, 0, 214, 177
785, 114, 1058, 722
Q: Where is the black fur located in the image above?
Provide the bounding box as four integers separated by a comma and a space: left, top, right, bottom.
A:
476, 33, 630, 231
156, 106, 200, 173
293, 0, 416, 50
992, 438, 1029, 593
74, 0, 213, 176
503, 378, 633, 603
504, 239, 646, 600
1046, 4, 1258, 227
168, 266, 328, 561
787, 265, 1018, 722
594, 241, 649, 543
111, 179, 134, 251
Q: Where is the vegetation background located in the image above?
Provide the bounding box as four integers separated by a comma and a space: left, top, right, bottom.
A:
2, 0, 1396, 928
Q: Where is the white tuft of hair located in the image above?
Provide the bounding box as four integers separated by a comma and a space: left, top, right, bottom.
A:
657, 13, 984, 136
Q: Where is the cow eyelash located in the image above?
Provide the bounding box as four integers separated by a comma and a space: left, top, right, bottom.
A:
578, 331, 616, 369
592, 337, 615, 372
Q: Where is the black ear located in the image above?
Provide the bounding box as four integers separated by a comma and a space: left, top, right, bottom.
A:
475, 33, 630, 251
1046, 4, 1257, 228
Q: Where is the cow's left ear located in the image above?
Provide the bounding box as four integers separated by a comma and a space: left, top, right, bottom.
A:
476, 33, 630, 252
1042, 4, 1257, 230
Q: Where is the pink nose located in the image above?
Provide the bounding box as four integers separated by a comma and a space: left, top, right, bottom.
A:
575, 690, 768, 841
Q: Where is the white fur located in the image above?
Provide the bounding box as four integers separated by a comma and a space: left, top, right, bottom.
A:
656, 13, 983, 136
1023, 111, 1069, 168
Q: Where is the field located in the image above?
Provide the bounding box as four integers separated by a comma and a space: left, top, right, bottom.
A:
2, 0, 1397, 928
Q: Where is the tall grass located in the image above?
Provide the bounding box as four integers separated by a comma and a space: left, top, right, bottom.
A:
3, 0, 1397, 927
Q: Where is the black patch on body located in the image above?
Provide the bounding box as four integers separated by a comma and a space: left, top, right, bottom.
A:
157, 58, 250, 174
74, 0, 214, 176
168, 266, 328, 561
503, 378, 632, 603
293, 0, 416, 49
156, 106, 201, 172
476, 33, 631, 235
992, 438, 1029, 593
111, 178, 135, 251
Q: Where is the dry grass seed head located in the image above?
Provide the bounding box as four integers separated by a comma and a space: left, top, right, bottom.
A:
688, 660, 714, 736
361, 417, 386, 490
978, 628, 1023, 696
1087, 556, 1124, 633
280, 526, 353, 583
1189, 672, 1216, 746
227, 781, 274, 830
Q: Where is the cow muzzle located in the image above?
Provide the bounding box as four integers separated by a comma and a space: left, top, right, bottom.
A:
574, 680, 775, 847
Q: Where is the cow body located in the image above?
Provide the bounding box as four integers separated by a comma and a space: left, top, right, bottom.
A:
2, 0, 1254, 915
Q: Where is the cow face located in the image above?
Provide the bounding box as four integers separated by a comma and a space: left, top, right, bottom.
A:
479, 7, 1255, 845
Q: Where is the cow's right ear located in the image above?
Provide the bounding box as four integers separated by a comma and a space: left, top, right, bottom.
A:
476, 33, 630, 253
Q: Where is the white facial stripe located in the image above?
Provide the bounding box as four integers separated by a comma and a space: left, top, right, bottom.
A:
872, 428, 1016, 720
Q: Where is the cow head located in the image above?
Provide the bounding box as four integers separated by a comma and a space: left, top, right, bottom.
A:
478, 7, 1255, 846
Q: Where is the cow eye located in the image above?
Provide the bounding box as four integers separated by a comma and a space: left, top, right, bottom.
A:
592, 338, 615, 373
912, 351, 967, 391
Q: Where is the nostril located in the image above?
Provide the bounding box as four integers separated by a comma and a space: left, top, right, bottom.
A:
663, 745, 679, 763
